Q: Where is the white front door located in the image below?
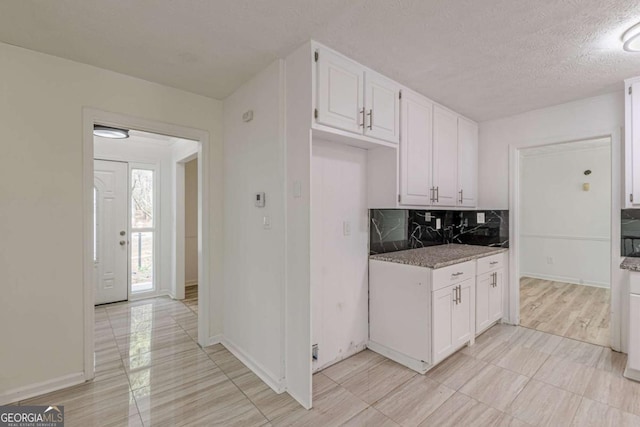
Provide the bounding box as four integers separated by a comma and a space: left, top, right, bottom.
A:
94, 160, 128, 305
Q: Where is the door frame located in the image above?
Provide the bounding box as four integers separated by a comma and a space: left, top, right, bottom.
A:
82, 108, 212, 381
508, 127, 623, 352
173, 151, 198, 300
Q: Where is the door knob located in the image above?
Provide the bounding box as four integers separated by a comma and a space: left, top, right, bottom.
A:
120, 231, 126, 236
119, 240, 126, 246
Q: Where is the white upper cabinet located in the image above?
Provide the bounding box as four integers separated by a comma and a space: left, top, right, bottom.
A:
626, 78, 640, 207
432, 106, 459, 206
364, 70, 400, 143
316, 48, 364, 134
399, 90, 433, 206
315, 47, 400, 144
457, 117, 478, 207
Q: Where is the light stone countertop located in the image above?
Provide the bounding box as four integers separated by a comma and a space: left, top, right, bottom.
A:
369, 244, 508, 269
620, 257, 640, 272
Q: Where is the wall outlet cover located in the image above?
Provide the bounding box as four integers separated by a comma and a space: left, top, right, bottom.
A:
435, 218, 441, 230
477, 212, 485, 224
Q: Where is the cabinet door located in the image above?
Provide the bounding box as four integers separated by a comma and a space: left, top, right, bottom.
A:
432, 106, 458, 206
629, 293, 640, 372
364, 70, 400, 143
489, 269, 504, 323
452, 279, 474, 348
399, 90, 433, 206
432, 286, 454, 363
457, 117, 478, 207
316, 48, 364, 134
475, 272, 492, 333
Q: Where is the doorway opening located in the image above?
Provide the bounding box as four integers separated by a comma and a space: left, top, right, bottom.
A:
93, 129, 198, 303
517, 137, 612, 347
83, 108, 211, 381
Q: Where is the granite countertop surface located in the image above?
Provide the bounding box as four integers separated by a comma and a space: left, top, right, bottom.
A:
621, 257, 640, 272
369, 244, 508, 269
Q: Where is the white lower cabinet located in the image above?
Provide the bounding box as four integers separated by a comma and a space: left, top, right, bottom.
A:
369, 251, 507, 373
369, 259, 476, 372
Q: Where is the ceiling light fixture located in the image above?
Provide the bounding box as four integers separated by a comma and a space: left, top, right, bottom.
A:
93, 125, 129, 139
623, 22, 640, 52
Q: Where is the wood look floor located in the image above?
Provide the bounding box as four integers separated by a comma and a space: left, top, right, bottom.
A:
520, 277, 610, 347
12, 285, 638, 426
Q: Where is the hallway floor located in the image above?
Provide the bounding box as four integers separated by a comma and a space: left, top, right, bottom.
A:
16, 293, 636, 426
520, 277, 610, 347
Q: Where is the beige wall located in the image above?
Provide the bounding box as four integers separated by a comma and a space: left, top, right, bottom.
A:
0, 42, 223, 398
185, 158, 198, 284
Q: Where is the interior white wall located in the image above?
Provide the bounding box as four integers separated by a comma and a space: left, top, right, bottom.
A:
184, 159, 198, 285
94, 135, 197, 297
0, 41, 223, 400
479, 91, 624, 210
222, 59, 286, 389
520, 144, 611, 287
311, 140, 369, 372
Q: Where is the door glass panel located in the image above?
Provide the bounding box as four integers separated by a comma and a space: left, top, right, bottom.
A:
131, 169, 154, 228
131, 232, 153, 292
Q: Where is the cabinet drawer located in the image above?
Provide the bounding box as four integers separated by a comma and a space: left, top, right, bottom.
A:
477, 253, 506, 275
432, 261, 475, 291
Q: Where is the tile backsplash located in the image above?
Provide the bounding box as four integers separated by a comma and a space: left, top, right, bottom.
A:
622, 209, 640, 257
370, 209, 509, 255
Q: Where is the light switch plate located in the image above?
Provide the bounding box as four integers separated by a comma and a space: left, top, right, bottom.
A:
477, 212, 485, 224
435, 218, 441, 230
263, 215, 271, 229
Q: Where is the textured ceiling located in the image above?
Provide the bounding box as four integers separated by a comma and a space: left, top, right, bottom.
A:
0, 0, 638, 121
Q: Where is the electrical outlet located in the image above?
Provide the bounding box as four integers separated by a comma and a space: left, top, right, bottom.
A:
436, 218, 441, 230
477, 212, 485, 224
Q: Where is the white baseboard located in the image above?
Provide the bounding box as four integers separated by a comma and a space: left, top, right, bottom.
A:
313, 342, 367, 373
221, 337, 285, 394
0, 372, 85, 405
625, 366, 640, 382
521, 272, 610, 288
367, 340, 430, 374
205, 334, 223, 347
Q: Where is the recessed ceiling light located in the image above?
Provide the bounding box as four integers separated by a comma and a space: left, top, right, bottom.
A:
622, 22, 640, 52
93, 125, 129, 139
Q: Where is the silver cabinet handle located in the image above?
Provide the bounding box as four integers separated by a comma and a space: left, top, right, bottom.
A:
459, 189, 463, 204
436, 186, 439, 203
430, 187, 435, 203
359, 108, 365, 127
457, 285, 462, 304
452, 272, 464, 277
490, 261, 499, 265
367, 109, 373, 129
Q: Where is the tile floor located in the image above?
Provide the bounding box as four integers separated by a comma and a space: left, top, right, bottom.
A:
11, 292, 640, 426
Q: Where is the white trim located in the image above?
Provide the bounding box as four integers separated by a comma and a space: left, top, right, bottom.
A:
521, 273, 610, 288
367, 340, 430, 374
0, 372, 85, 405
221, 338, 286, 394
508, 129, 622, 352
520, 233, 610, 242
83, 108, 212, 387
205, 334, 223, 347
625, 365, 640, 381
